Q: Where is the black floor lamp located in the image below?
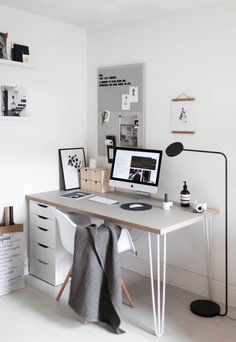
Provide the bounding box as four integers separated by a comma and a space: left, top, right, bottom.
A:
165, 142, 228, 318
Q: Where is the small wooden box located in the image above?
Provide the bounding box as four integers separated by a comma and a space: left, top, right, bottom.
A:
80, 167, 112, 193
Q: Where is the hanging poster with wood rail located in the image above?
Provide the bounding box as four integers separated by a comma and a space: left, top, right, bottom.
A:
0, 224, 25, 296
171, 94, 196, 134
97, 63, 145, 156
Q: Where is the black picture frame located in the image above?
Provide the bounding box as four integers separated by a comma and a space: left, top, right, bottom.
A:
0, 32, 8, 60
107, 146, 115, 164
59, 147, 86, 190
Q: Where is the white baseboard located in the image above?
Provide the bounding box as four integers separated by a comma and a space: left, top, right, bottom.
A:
120, 253, 236, 308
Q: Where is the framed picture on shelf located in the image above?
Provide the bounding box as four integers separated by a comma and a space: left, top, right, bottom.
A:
0, 31, 8, 59
59, 148, 86, 190
11, 43, 30, 62
0, 85, 27, 116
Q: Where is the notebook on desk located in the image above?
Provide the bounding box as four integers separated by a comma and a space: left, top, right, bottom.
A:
61, 191, 93, 200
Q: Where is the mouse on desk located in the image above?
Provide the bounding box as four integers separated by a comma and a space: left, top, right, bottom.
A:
128, 203, 144, 209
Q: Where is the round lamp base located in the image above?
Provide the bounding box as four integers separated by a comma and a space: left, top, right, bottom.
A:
190, 299, 220, 317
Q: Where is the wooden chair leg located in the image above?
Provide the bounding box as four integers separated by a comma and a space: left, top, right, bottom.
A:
56, 266, 73, 301
121, 279, 134, 308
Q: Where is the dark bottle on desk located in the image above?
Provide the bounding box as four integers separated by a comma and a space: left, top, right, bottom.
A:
180, 181, 190, 207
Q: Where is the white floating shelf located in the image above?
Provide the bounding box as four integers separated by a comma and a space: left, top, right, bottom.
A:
0, 116, 32, 121
0, 59, 35, 69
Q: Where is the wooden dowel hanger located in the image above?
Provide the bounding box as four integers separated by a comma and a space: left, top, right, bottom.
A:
172, 93, 195, 102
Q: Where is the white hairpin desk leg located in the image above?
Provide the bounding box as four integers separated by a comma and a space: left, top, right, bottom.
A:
202, 217, 213, 299
148, 233, 167, 337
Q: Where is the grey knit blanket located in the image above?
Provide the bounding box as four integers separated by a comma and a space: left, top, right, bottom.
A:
68, 222, 124, 334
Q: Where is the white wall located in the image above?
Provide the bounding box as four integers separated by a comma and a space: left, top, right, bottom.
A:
0, 6, 87, 230
87, 2, 236, 305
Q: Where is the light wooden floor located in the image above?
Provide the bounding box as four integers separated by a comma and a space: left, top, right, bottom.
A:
0, 269, 236, 342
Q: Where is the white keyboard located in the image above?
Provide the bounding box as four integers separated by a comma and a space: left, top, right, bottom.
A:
88, 196, 119, 205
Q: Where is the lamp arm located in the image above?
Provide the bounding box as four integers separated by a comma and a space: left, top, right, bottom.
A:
184, 148, 227, 159
184, 148, 228, 316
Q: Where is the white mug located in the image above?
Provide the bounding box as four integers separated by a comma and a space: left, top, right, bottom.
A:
162, 201, 173, 210
89, 158, 97, 169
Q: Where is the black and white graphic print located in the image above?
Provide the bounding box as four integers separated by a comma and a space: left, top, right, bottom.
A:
59, 148, 85, 190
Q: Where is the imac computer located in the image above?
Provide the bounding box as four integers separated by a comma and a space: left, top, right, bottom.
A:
109, 147, 162, 209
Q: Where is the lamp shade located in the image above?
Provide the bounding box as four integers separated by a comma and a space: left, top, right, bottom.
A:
165, 142, 184, 157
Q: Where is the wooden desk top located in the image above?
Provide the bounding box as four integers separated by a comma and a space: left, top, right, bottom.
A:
26, 190, 218, 235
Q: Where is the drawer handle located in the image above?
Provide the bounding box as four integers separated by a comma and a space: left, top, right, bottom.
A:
37, 203, 48, 208
37, 215, 48, 220
37, 226, 48, 232
37, 243, 49, 249
37, 259, 48, 265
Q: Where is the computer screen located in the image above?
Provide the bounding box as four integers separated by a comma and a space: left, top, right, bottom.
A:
109, 147, 162, 194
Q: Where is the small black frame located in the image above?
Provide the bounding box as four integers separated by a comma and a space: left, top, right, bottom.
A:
59, 147, 86, 190
107, 146, 115, 164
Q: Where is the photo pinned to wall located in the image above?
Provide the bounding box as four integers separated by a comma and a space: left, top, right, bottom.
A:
122, 94, 130, 110
0, 31, 8, 59
171, 94, 195, 133
100, 110, 110, 124
129, 86, 138, 103
134, 119, 139, 128
59, 148, 86, 190
0, 85, 27, 116
119, 114, 138, 147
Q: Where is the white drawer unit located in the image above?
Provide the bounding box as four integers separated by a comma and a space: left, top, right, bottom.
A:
29, 200, 73, 286
30, 201, 54, 219
30, 241, 55, 265
30, 257, 55, 285
30, 224, 55, 248
30, 213, 55, 231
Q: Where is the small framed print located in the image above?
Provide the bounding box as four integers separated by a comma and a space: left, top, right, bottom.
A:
0, 31, 8, 59
171, 96, 195, 134
59, 148, 86, 190
107, 146, 115, 164
0, 85, 27, 117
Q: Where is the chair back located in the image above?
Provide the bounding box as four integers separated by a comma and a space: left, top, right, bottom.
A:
52, 208, 135, 256
118, 228, 136, 254
52, 208, 77, 255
